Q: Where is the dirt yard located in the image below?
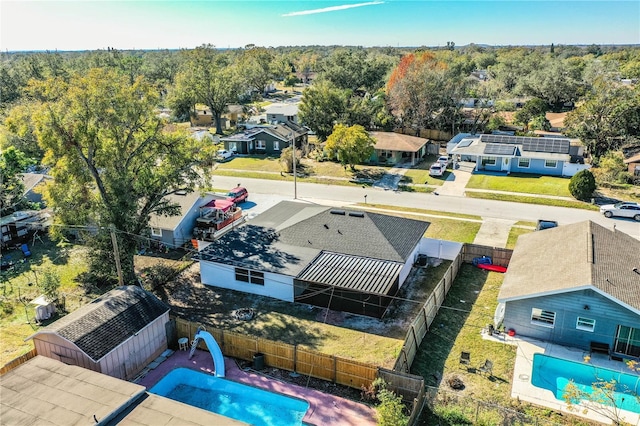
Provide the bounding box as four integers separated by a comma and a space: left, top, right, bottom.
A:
148, 258, 452, 368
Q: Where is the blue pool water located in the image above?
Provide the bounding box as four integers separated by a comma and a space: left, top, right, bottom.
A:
149, 368, 309, 426
531, 354, 640, 414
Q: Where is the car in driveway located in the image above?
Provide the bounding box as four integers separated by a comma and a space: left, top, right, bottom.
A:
429, 163, 445, 177
217, 149, 234, 160
227, 186, 248, 204
437, 155, 451, 168
599, 202, 640, 221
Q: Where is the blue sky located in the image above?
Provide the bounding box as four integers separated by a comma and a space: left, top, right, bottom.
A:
1, 1, 638, 51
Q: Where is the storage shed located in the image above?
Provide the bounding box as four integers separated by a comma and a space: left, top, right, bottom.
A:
26, 286, 170, 380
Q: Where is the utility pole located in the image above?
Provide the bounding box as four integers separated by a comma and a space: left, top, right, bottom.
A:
109, 225, 124, 286
291, 132, 297, 199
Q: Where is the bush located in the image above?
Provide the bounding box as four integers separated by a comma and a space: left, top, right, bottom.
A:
569, 169, 596, 201
374, 378, 409, 426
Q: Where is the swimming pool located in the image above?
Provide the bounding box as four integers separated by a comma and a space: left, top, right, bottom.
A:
531, 354, 640, 414
149, 368, 309, 426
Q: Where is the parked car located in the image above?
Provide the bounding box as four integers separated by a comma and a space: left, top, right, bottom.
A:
536, 220, 558, 231
599, 202, 640, 221
429, 163, 445, 177
217, 149, 234, 160
227, 186, 248, 204
437, 155, 451, 168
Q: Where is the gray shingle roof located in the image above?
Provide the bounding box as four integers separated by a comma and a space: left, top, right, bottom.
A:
499, 221, 640, 312
199, 201, 429, 276
29, 286, 170, 362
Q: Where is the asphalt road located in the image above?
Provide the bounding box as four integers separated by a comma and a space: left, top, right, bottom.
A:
215, 175, 640, 239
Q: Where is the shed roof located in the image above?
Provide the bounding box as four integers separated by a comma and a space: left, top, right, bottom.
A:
370, 131, 427, 153
499, 221, 640, 314
27, 286, 170, 362
265, 103, 299, 116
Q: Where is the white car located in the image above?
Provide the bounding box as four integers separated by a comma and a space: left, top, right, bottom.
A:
599, 202, 640, 221
437, 155, 450, 168
217, 149, 233, 160
429, 163, 445, 177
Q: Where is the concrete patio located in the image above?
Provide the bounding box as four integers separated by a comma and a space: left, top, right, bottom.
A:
483, 333, 640, 425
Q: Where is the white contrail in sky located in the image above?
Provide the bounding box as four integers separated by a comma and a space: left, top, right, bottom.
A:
282, 1, 384, 17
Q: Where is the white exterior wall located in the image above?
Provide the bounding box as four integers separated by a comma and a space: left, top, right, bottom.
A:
399, 244, 420, 288
200, 260, 294, 302
98, 312, 169, 380
419, 238, 463, 260
562, 162, 591, 177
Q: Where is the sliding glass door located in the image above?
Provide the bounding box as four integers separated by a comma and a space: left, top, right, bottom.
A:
614, 325, 640, 357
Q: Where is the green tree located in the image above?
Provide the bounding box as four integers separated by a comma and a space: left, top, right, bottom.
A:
324, 124, 375, 171
298, 80, 347, 141
521, 58, 583, 109
374, 378, 409, 426
514, 98, 549, 130
2, 101, 45, 161
239, 46, 275, 96
174, 45, 244, 134
0, 146, 33, 215
30, 68, 211, 285
594, 151, 629, 185
564, 81, 640, 159
279, 145, 299, 174
569, 169, 596, 201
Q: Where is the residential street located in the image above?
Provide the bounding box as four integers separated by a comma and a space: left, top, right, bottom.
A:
212, 175, 640, 240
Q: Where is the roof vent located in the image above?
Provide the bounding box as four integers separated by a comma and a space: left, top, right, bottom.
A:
348, 212, 365, 218
323, 224, 329, 229
330, 210, 345, 215
175, 190, 188, 196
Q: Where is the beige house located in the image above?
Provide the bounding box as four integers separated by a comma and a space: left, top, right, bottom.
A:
26, 286, 170, 380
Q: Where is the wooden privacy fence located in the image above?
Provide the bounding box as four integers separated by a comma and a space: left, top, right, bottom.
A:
174, 317, 377, 390
394, 251, 464, 372
0, 347, 37, 376
462, 244, 513, 267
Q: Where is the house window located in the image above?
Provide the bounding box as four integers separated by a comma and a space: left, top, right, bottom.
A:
151, 227, 162, 237
273, 141, 280, 151
576, 317, 595, 332
544, 160, 557, 168
614, 325, 640, 357
518, 158, 530, 168
235, 267, 265, 286
482, 157, 496, 166
531, 308, 555, 327
228, 142, 237, 152
256, 140, 266, 150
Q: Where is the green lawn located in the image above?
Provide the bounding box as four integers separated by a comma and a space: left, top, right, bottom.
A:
216, 156, 284, 172
0, 239, 90, 365
413, 265, 592, 425
466, 191, 600, 210
467, 173, 572, 197
506, 226, 534, 250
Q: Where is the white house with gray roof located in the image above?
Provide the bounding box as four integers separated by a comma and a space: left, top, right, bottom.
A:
198, 201, 429, 318
26, 286, 170, 380
498, 221, 640, 359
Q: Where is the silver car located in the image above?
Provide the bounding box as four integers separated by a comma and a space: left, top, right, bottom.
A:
599, 202, 640, 221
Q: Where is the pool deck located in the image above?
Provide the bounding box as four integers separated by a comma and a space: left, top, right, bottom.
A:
135, 348, 378, 426
488, 333, 640, 425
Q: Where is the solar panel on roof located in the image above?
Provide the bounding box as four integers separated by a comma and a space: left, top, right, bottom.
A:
484, 143, 517, 156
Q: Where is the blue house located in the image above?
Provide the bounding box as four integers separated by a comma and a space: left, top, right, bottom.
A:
498, 221, 640, 360
220, 122, 307, 156
148, 191, 216, 248
448, 133, 588, 177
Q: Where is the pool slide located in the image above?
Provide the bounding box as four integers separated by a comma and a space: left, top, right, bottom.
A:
188, 329, 226, 377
